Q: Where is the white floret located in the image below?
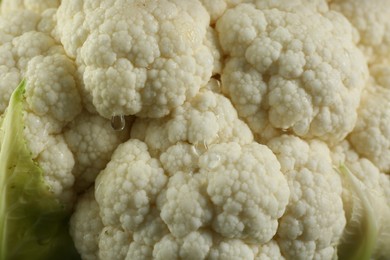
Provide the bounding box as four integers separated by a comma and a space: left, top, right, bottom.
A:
348, 64, 390, 173
1, 0, 60, 14
217, 3, 368, 143
152, 232, 255, 260
98, 226, 130, 260
23, 112, 53, 157
126, 209, 169, 259
72, 137, 290, 258
0, 10, 40, 43
158, 142, 290, 243
267, 135, 346, 260
36, 134, 75, 205
56, 0, 214, 119
157, 170, 213, 238
0, 11, 40, 113
131, 88, 254, 157
70, 188, 104, 260
253, 240, 285, 260
95, 139, 168, 232
64, 111, 130, 192
208, 238, 255, 260
0, 10, 81, 116
198, 0, 243, 24
330, 0, 390, 64
25, 53, 82, 131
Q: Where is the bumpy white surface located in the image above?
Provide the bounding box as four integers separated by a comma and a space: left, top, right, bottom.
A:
348, 64, 390, 173
95, 139, 168, 232
56, 0, 214, 119
330, 0, 390, 64
1, 0, 60, 14
70, 189, 104, 260
217, 2, 368, 143
70, 135, 290, 259
268, 135, 346, 260
159, 142, 290, 243
36, 135, 75, 205
25, 53, 82, 130
131, 88, 253, 157
64, 111, 129, 192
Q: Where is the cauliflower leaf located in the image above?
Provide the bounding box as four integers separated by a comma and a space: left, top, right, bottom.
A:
0, 81, 80, 260
337, 165, 378, 260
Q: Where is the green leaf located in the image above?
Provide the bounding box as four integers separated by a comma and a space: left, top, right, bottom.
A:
0, 81, 80, 260
337, 165, 378, 260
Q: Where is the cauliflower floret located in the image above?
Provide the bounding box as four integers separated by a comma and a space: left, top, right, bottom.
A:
1, 0, 61, 14
0, 10, 80, 116
158, 142, 290, 243
95, 139, 168, 232
216, 3, 368, 144
56, 0, 214, 119
71, 133, 290, 259
99, 226, 130, 260
253, 240, 285, 260
198, 0, 243, 24
267, 135, 346, 260
64, 111, 130, 192
35, 134, 75, 205
246, 0, 330, 13
0, 10, 40, 43
330, 0, 390, 64
348, 64, 390, 173
70, 188, 104, 260
0, 11, 40, 112
152, 232, 283, 260
25, 53, 82, 131
131, 88, 253, 157
126, 208, 170, 259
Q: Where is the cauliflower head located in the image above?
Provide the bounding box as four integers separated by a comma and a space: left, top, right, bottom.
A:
1, 1, 390, 259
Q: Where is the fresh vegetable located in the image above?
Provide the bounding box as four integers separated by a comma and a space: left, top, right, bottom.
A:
0, 0, 390, 260
0, 82, 79, 260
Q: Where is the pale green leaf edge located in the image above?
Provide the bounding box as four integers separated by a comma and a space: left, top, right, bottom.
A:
337, 164, 378, 260
0, 81, 80, 260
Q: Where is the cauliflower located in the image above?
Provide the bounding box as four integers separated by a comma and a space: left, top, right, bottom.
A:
70, 138, 289, 259
347, 64, 390, 174
1, 0, 390, 259
131, 86, 253, 157
1, 0, 61, 14
267, 135, 345, 259
329, 0, 390, 64
56, 0, 214, 119
0, 9, 70, 114
64, 110, 130, 192
216, 2, 368, 144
